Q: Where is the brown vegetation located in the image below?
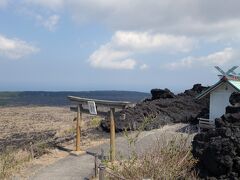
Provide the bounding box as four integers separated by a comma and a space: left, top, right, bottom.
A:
0, 106, 108, 179
107, 135, 197, 179
0, 106, 74, 139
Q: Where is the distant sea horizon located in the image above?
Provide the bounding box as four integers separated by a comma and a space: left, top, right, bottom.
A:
0, 90, 150, 107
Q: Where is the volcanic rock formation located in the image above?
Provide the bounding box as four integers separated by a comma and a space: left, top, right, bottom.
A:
192, 92, 240, 179
150, 88, 175, 100
101, 84, 208, 132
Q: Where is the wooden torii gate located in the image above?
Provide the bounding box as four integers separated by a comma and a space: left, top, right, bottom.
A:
68, 96, 132, 162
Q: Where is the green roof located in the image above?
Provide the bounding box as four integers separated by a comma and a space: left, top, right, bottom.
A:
229, 80, 240, 91
196, 78, 240, 100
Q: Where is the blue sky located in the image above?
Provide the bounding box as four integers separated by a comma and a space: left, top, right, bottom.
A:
0, 0, 240, 92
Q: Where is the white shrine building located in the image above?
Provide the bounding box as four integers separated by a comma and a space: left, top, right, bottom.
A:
196, 66, 240, 122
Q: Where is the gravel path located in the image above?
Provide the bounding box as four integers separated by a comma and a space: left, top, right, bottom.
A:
30, 123, 191, 180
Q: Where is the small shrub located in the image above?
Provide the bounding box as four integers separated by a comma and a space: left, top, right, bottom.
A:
108, 135, 197, 179
61, 126, 75, 136
0, 141, 51, 179
31, 141, 51, 158
0, 149, 31, 179
90, 117, 102, 128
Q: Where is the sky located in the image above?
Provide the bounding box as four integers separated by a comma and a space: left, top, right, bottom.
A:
0, 0, 240, 92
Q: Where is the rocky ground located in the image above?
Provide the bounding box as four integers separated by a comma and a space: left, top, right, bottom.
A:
192, 92, 240, 179
101, 84, 209, 132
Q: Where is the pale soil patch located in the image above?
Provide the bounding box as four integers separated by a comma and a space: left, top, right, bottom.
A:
0, 106, 109, 144
0, 106, 74, 138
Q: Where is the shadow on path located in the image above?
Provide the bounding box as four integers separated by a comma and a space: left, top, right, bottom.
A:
30, 123, 189, 180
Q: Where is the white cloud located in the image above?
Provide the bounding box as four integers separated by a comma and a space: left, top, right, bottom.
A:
89, 31, 194, 70
18, 1, 240, 70
113, 31, 195, 52
165, 48, 236, 70
89, 44, 136, 70
36, 14, 60, 31
0, 0, 8, 8
22, 1, 240, 35
22, 1, 240, 41
140, 64, 149, 70
0, 34, 39, 59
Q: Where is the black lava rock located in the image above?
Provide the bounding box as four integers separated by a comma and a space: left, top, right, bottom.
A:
100, 84, 208, 131
190, 108, 210, 125
226, 106, 240, 114
229, 92, 240, 106
150, 88, 175, 100
192, 92, 240, 179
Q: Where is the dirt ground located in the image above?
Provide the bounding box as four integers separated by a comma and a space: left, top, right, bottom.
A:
0, 106, 109, 144
0, 106, 73, 138
0, 106, 110, 178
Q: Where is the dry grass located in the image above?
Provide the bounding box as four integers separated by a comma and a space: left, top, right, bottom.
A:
0, 149, 31, 179
0, 139, 55, 179
0, 106, 109, 179
108, 134, 197, 180
0, 106, 70, 179
0, 106, 75, 139
0, 106, 108, 149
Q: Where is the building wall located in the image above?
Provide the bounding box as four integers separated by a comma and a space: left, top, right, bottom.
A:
209, 82, 236, 120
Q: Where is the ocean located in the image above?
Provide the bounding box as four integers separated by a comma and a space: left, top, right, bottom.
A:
0, 91, 150, 106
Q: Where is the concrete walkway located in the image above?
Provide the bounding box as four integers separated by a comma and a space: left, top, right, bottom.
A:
30, 124, 190, 180
30, 154, 94, 180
